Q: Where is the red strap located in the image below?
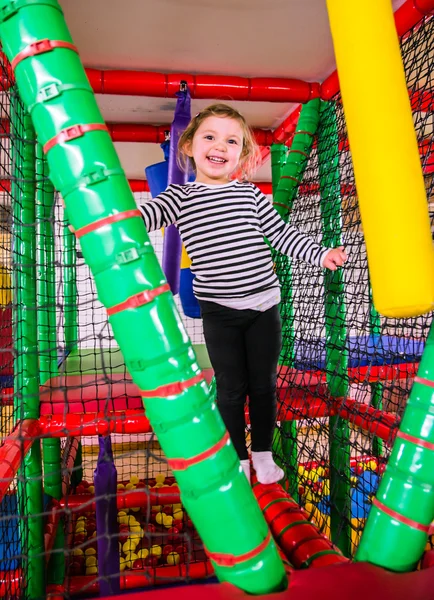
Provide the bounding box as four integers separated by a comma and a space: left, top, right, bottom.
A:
289, 149, 308, 158
295, 130, 315, 137
414, 376, 434, 388
206, 531, 272, 567
75, 209, 142, 239
168, 431, 230, 471
280, 175, 301, 184
273, 202, 291, 211
43, 123, 108, 153
372, 498, 430, 533
11, 39, 78, 70
107, 283, 170, 316
397, 430, 434, 452
141, 372, 204, 399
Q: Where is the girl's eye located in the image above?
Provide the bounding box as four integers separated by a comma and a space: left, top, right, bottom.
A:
228, 139, 238, 145
204, 135, 214, 140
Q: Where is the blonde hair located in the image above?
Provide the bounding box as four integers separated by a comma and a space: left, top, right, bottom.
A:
178, 103, 261, 181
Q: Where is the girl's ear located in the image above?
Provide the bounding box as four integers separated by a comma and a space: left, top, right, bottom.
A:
183, 140, 193, 158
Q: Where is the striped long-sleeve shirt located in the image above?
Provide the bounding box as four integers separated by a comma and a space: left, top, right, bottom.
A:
139, 180, 329, 300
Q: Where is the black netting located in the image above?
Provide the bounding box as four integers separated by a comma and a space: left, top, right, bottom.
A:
274, 14, 434, 558
0, 10, 433, 600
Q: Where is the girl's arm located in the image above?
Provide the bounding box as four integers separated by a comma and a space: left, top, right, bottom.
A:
138, 185, 182, 232
255, 187, 347, 269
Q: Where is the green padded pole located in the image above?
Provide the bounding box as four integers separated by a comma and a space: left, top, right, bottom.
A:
356, 322, 434, 571
36, 141, 65, 584
11, 91, 45, 599
317, 100, 351, 557
0, 1, 285, 593
369, 289, 384, 457
63, 214, 78, 352
270, 144, 297, 482
272, 100, 321, 500
36, 142, 57, 384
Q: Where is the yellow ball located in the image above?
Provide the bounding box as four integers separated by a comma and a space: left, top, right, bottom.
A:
130, 524, 142, 533
120, 557, 127, 571
88, 485, 95, 494
152, 504, 162, 512
125, 483, 136, 491
172, 503, 182, 511
368, 460, 377, 471
122, 539, 138, 554
137, 548, 149, 559
75, 525, 86, 534
118, 516, 129, 525
125, 552, 138, 569
117, 483, 125, 490
84, 547, 96, 556
86, 566, 98, 575
155, 474, 166, 484
130, 506, 141, 513
130, 475, 140, 485
166, 552, 180, 566
155, 512, 165, 525
150, 545, 162, 557
71, 548, 84, 557
163, 515, 174, 528
85, 556, 97, 567
173, 509, 183, 521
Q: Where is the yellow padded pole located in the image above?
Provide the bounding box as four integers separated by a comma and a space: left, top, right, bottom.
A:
326, 0, 434, 318
181, 244, 192, 269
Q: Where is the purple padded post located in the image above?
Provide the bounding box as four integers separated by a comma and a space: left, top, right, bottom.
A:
94, 435, 120, 595
162, 86, 191, 294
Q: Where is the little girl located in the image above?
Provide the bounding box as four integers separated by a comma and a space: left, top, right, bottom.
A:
139, 103, 347, 484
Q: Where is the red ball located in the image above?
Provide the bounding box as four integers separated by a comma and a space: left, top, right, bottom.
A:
75, 485, 85, 495
162, 544, 174, 555
162, 506, 173, 516
132, 558, 144, 570
167, 527, 180, 543
69, 560, 83, 575
145, 523, 156, 534
74, 533, 86, 545
173, 519, 183, 531
143, 555, 159, 568
119, 530, 129, 543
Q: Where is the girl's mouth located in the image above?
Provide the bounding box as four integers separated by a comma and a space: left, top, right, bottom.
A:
207, 156, 227, 164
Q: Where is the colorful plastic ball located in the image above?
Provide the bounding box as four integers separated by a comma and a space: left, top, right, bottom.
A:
166, 552, 180, 565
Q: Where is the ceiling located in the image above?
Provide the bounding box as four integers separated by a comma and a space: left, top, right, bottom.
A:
58, 0, 407, 182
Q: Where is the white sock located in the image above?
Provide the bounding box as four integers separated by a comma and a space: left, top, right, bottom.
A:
240, 459, 251, 483
252, 451, 284, 484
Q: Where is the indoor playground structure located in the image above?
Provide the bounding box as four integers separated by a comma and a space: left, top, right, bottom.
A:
0, 0, 433, 599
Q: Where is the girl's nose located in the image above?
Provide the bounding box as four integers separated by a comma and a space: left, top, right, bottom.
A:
214, 139, 226, 151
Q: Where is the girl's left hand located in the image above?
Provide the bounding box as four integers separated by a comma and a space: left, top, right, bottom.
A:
322, 246, 348, 271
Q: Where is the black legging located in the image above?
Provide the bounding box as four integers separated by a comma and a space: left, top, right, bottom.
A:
199, 300, 282, 461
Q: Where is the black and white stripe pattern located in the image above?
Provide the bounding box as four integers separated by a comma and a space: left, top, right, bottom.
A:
139, 180, 328, 299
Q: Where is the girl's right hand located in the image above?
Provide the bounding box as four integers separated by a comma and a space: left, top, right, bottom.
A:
322, 246, 348, 271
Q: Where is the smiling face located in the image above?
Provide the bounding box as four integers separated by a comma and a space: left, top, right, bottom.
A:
185, 115, 244, 185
